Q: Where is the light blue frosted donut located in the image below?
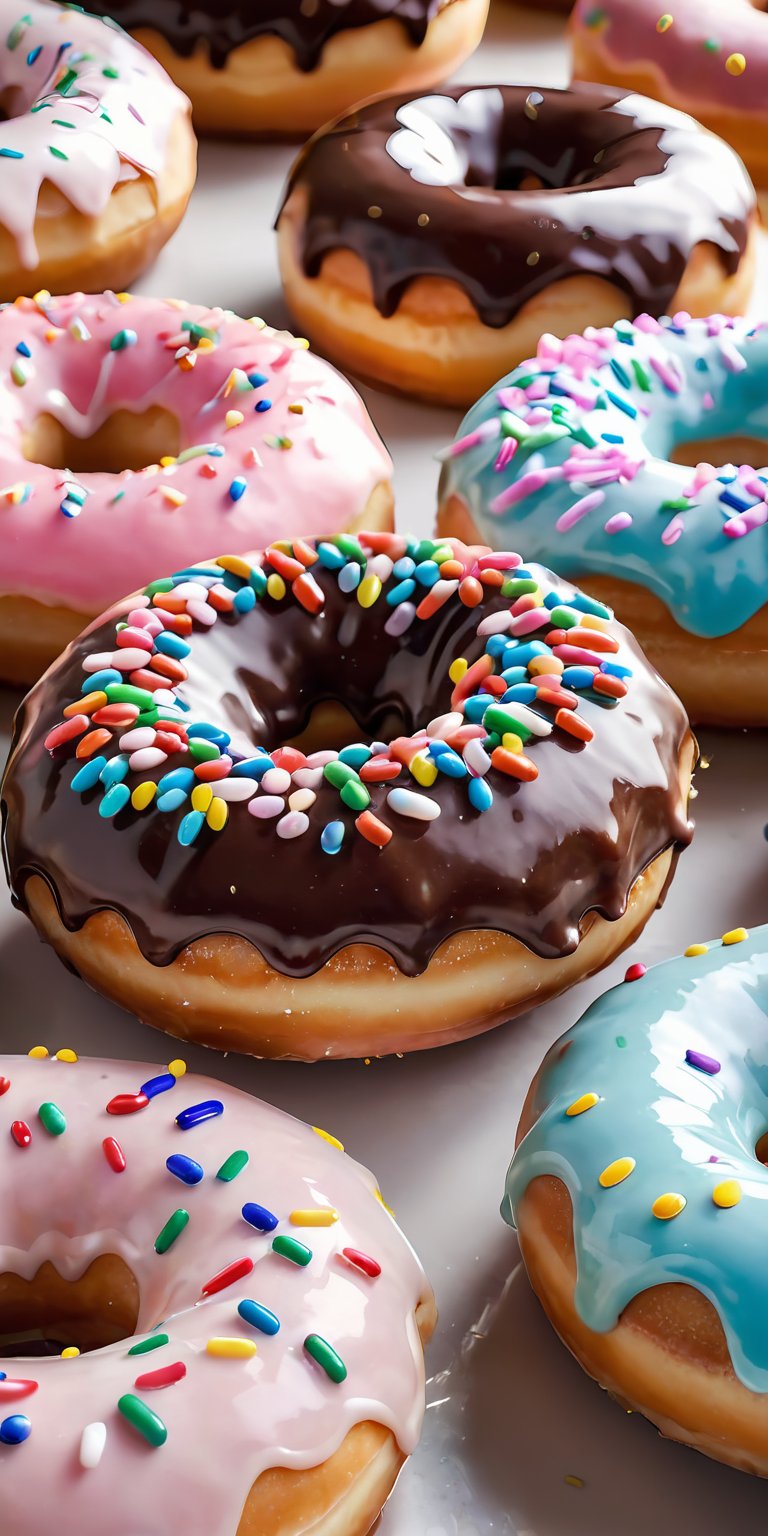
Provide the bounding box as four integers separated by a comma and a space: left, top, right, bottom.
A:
439, 314, 768, 640
503, 926, 768, 1392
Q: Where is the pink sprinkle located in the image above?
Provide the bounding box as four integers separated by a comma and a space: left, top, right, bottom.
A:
555, 490, 605, 532
494, 437, 518, 473
604, 511, 633, 534
650, 354, 682, 393
685, 462, 717, 497
661, 514, 685, 546
553, 645, 602, 666
440, 419, 500, 459
702, 391, 715, 411
186, 600, 216, 626
634, 314, 663, 334
248, 795, 285, 819
496, 386, 528, 411
510, 607, 551, 636
724, 503, 768, 538
476, 551, 522, 571
489, 468, 563, 514
719, 336, 747, 373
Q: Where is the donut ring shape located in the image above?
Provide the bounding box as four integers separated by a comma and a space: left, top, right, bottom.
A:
0, 1053, 434, 1534
504, 926, 768, 1471
2, 530, 693, 1059
0, 0, 195, 294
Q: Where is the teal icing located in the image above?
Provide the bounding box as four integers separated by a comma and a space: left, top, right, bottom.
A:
502, 928, 768, 1392
440, 314, 768, 639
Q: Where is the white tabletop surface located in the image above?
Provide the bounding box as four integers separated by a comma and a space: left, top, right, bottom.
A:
2, 5, 768, 1532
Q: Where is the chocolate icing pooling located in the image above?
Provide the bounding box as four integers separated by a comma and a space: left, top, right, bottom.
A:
2, 556, 692, 978
277, 84, 754, 327
86, 0, 443, 70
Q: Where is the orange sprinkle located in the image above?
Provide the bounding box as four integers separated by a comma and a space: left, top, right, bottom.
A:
292, 538, 319, 567
207, 588, 235, 613
152, 593, 187, 614
292, 572, 324, 614
556, 709, 594, 742
478, 568, 504, 587
451, 652, 493, 707
355, 810, 392, 847
416, 581, 459, 621
75, 727, 112, 759
439, 560, 464, 580
567, 627, 619, 654
490, 747, 539, 780
149, 654, 187, 684
267, 548, 304, 581
458, 576, 484, 606
64, 690, 107, 718
593, 673, 627, 699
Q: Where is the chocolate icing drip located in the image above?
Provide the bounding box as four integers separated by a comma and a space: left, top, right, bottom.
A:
2, 560, 692, 978
277, 84, 754, 327
86, 0, 443, 70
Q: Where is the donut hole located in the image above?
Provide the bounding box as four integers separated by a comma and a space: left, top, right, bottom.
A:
0, 1255, 139, 1357
22, 406, 182, 475
671, 434, 768, 471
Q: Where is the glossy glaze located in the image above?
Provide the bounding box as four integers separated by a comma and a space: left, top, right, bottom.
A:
0, 1053, 430, 1534
2, 534, 692, 978
503, 928, 768, 1391
440, 313, 768, 638
278, 84, 754, 327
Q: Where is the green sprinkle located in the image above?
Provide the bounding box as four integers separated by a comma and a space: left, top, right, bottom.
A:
144, 577, 174, 597
102, 64, 119, 78
500, 412, 529, 442
661, 497, 691, 512
48, 145, 68, 160
51, 119, 75, 129
118, 1394, 167, 1448
333, 533, 366, 562
249, 566, 267, 597
38, 1101, 66, 1136
272, 1234, 312, 1267
6, 15, 31, 50
482, 705, 533, 743
304, 1334, 347, 1383
189, 739, 220, 763
630, 358, 652, 392
324, 760, 357, 789
616, 1036, 627, 1049
548, 606, 578, 629
55, 68, 78, 94
568, 423, 599, 448
181, 319, 217, 342
340, 780, 370, 812
703, 38, 720, 53
216, 1149, 249, 1182
154, 1208, 189, 1254
105, 684, 153, 707
128, 1333, 169, 1357
501, 578, 539, 599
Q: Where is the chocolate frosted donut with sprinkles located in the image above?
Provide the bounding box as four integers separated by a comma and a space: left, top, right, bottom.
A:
0, 1051, 435, 1534
438, 312, 768, 726
83, 0, 490, 136
2, 531, 694, 1060
276, 82, 757, 407
0, 0, 195, 300
504, 923, 768, 1476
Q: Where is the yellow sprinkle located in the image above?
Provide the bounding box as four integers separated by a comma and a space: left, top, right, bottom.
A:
290, 1208, 339, 1227
297, 337, 310, 349
288, 403, 304, 414
159, 485, 187, 508
449, 657, 468, 684
168, 1059, 187, 1079
566, 1092, 599, 1118
656, 13, 673, 33
225, 409, 244, 429
191, 784, 213, 814
368, 204, 382, 218
28, 1046, 49, 1059
357, 573, 382, 609
722, 927, 748, 945
206, 797, 228, 833
564, 1475, 584, 1489
409, 750, 438, 788
33, 288, 51, 306
44, 326, 59, 342
685, 943, 709, 957
196, 336, 215, 353
599, 1156, 636, 1189
374, 1187, 395, 1215
267, 573, 286, 601
55, 1048, 78, 1064
578, 614, 610, 632
116, 292, 132, 303
501, 733, 523, 754
726, 52, 746, 76
131, 782, 157, 812
652, 1192, 686, 1221
61, 1347, 80, 1359
206, 1338, 257, 1359
159, 455, 177, 468
713, 1179, 742, 1209
216, 555, 251, 578
313, 1126, 344, 1151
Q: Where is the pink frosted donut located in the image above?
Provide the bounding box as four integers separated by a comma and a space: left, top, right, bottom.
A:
0, 0, 195, 296
0, 1052, 435, 1535
0, 291, 394, 685
571, 0, 768, 188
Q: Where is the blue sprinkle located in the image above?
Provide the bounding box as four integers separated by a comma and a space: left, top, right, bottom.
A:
462, 697, 488, 723
229, 476, 247, 502
504, 641, 549, 667
157, 768, 196, 795
501, 684, 538, 704
720, 486, 759, 514
339, 744, 372, 769
609, 357, 632, 389
484, 635, 507, 658
99, 783, 130, 818
99, 756, 129, 787
543, 592, 560, 610
255, 399, 272, 413
157, 787, 189, 813
141, 1072, 176, 1100
71, 757, 107, 792
82, 668, 121, 692
338, 562, 361, 593
600, 661, 633, 679
499, 667, 528, 685
468, 777, 493, 813
561, 666, 598, 689
178, 810, 205, 846
154, 632, 191, 660
15, 341, 31, 357
242, 1201, 278, 1232
238, 1299, 280, 1335
188, 724, 231, 746
317, 542, 346, 570
569, 593, 611, 619
234, 586, 256, 613
386, 578, 415, 606
27, 45, 42, 64
601, 433, 624, 444
166, 1153, 204, 1185
605, 388, 637, 419
247, 371, 268, 387
413, 559, 439, 588
392, 556, 415, 579
0, 148, 23, 159
433, 749, 467, 779
0, 1372, 5, 1381
60, 499, 82, 519
231, 755, 272, 778
0, 1415, 31, 1445
176, 1100, 224, 1131
321, 820, 345, 855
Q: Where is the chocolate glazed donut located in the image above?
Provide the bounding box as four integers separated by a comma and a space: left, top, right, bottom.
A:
85, 0, 490, 136
276, 83, 757, 405
2, 535, 694, 1060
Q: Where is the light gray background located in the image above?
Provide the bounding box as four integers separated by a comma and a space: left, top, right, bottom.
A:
2, 6, 768, 1531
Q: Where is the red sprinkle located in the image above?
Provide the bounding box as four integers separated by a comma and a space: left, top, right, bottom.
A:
200, 1256, 254, 1297
625, 962, 647, 983
355, 810, 393, 848
360, 757, 401, 783
0, 1379, 38, 1402
44, 714, 88, 751
341, 1247, 381, 1279
555, 709, 594, 742
134, 1361, 187, 1391
106, 1092, 149, 1116
11, 1120, 31, 1148
490, 747, 539, 782
271, 746, 306, 774
0, 1077, 10, 1096
103, 1136, 126, 1173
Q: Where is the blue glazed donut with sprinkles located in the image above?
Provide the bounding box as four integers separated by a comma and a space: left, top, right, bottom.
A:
439, 312, 768, 725
504, 923, 768, 1476
2, 530, 694, 1060
0, 1050, 435, 1534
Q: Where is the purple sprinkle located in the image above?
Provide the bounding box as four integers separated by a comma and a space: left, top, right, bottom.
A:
685, 1049, 721, 1076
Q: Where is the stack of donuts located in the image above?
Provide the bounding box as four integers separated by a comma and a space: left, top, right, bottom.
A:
0, 0, 766, 1529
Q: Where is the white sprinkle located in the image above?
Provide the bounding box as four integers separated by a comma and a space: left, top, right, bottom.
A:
387, 788, 441, 822
118, 727, 155, 752
385, 601, 416, 637
214, 778, 259, 802
169, 582, 209, 601
109, 649, 153, 672
426, 711, 464, 739
261, 767, 291, 795
79, 1422, 107, 1470
477, 610, 514, 637
276, 810, 310, 839
291, 766, 323, 790
248, 795, 285, 820
489, 702, 552, 737
186, 600, 216, 627
464, 738, 491, 777
128, 747, 168, 771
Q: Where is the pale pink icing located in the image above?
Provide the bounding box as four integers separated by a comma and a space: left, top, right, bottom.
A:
571, 0, 768, 114
0, 1054, 431, 1535
0, 0, 189, 268
0, 293, 393, 613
